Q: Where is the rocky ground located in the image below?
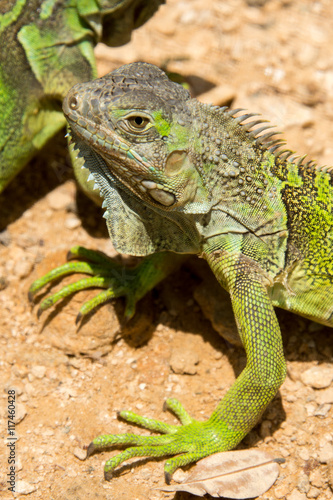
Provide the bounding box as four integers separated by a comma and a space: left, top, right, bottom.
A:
1, 1, 333, 499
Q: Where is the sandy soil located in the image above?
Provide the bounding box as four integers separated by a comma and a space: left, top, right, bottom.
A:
1, 1, 333, 499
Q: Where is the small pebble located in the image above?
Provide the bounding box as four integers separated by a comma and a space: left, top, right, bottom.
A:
306, 486, 321, 498
318, 443, 333, 463
299, 448, 310, 461
313, 403, 331, 418
65, 215, 81, 229
286, 489, 307, 500
47, 190, 73, 210
301, 365, 333, 389
309, 468, 325, 488
274, 483, 291, 498
315, 387, 333, 405
297, 473, 310, 493
169, 347, 199, 375
73, 447, 87, 461
15, 259, 33, 279
31, 365, 46, 379
15, 480, 37, 495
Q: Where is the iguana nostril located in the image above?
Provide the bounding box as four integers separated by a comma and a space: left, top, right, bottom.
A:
69, 95, 78, 110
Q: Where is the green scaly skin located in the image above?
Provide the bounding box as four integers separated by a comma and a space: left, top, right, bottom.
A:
0, 0, 164, 198
30, 63, 333, 483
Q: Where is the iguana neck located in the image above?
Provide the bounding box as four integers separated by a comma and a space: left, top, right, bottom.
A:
190, 100, 288, 238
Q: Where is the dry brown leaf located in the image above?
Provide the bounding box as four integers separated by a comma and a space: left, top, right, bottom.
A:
158, 449, 284, 498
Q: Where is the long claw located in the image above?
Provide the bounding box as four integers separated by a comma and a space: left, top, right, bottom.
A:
36, 276, 108, 313
164, 471, 172, 485
104, 470, 113, 481
75, 312, 82, 324
86, 442, 97, 458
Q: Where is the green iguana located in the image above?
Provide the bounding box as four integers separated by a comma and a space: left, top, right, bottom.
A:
0, 0, 164, 197
29, 62, 333, 483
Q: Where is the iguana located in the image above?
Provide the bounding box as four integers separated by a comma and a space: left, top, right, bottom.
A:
0, 0, 164, 198
29, 62, 333, 483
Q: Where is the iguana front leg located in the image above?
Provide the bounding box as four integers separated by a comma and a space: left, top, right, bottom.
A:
85, 247, 287, 482
29, 247, 185, 320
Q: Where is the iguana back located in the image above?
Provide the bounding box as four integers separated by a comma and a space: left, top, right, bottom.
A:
270, 158, 333, 325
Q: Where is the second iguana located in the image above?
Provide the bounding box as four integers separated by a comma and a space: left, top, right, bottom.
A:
0, 0, 164, 197
30, 62, 333, 482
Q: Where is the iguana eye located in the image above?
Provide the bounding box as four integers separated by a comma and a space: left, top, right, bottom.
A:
127, 115, 150, 130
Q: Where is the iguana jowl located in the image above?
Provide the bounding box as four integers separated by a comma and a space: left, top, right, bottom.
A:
32, 62, 333, 482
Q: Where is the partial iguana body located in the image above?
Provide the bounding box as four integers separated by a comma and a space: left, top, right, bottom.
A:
30, 62, 333, 482
0, 0, 164, 195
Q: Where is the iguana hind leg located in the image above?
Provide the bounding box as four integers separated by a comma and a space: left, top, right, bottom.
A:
83, 260, 287, 482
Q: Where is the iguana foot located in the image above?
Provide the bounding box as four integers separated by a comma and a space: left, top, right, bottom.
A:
29, 247, 184, 321
29, 246, 138, 320
86, 398, 231, 483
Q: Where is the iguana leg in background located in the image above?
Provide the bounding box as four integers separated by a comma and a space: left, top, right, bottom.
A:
30, 63, 332, 482
0, 0, 164, 196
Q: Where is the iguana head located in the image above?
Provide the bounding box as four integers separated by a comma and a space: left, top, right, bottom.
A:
63, 62, 288, 257
63, 62, 211, 255
63, 62, 209, 215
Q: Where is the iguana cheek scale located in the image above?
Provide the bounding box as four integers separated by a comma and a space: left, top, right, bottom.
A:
29, 62, 333, 482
